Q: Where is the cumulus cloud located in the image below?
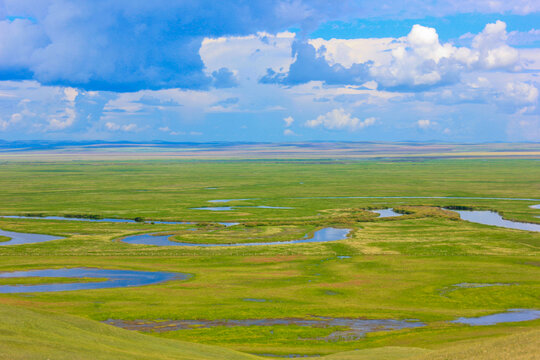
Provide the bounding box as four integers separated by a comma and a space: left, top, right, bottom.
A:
306, 108, 375, 131
471, 21, 519, 69
264, 21, 521, 91
371, 21, 520, 90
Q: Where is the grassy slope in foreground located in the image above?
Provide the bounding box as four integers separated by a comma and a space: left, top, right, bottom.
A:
1, 304, 539, 360
0, 305, 258, 360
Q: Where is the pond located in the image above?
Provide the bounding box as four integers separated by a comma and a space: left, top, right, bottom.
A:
105, 316, 425, 341
0, 228, 64, 246
449, 210, 540, 232
0, 268, 188, 293
120, 227, 351, 247
452, 309, 540, 326
371, 208, 403, 218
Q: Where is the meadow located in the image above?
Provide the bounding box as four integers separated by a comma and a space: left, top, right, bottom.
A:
0, 158, 539, 359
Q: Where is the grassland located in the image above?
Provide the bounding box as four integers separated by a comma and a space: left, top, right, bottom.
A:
0, 158, 539, 358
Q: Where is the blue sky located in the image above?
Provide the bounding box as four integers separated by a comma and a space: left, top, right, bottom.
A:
0, 0, 538, 142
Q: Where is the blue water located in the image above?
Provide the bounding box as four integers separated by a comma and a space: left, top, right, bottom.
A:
372, 209, 403, 218
451, 210, 540, 232
452, 309, 540, 326
191, 206, 293, 211
292, 196, 540, 201
120, 227, 351, 247
0, 229, 64, 246
0, 215, 193, 225
190, 207, 234, 211
219, 222, 239, 227
0, 268, 188, 293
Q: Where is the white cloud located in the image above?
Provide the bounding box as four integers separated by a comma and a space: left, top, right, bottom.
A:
472, 21, 519, 69
283, 128, 295, 136
504, 81, 538, 104
497, 81, 539, 114
47, 87, 79, 130
0, 112, 22, 130
48, 107, 75, 130
417, 119, 434, 129
63, 87, 78, 102
306, 108, 376, 131
105, 122, 137, 132
283, 116, 294, 127
201, 32, 295, 83
308, 21, 522, 90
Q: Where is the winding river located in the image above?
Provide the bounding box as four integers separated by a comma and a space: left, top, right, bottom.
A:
0, 268, 188, 293
120, 227, 351, 247
449, 210, 540, 232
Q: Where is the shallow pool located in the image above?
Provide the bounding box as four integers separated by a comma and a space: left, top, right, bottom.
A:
0, 228, 64, 246
371, 208, 403, 218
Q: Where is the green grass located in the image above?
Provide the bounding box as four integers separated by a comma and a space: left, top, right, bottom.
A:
0, 235, 10, 242
0, 159, 538, 357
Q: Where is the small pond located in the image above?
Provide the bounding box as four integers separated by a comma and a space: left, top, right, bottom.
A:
371, 208, 403, 218
0, 228, 64, 246
105, 316, 424, 341
0, 268, 188, 293
452, 309, 540, 326
449, 210, 540, 232
120, 227, 351, 247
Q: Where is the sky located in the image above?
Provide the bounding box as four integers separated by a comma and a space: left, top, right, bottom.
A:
0, 0, 539, 142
